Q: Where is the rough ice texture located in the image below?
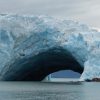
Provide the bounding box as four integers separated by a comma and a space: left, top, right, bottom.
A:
0, 14, 100, 81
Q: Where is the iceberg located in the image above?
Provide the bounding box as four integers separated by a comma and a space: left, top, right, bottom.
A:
0, 14, 100, 81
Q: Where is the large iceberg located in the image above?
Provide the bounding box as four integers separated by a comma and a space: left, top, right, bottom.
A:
0, 14, 100, 81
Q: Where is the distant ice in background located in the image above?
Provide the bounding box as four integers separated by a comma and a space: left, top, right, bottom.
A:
43, 70, 80, 82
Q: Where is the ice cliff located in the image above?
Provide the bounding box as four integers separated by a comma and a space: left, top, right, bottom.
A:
0, 14, 100, 81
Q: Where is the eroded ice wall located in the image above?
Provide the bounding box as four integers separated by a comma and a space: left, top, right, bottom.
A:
0, 14, 99, 81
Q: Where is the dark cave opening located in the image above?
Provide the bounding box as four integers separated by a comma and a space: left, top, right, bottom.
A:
1, 47, 84, 81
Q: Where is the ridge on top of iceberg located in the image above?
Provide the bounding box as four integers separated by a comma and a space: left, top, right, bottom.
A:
0, 14, 100, 81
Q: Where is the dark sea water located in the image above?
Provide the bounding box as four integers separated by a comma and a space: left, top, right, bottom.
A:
0, 82, 100, 100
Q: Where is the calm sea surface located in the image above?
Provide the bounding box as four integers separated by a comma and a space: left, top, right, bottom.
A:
0, 82, 99, 100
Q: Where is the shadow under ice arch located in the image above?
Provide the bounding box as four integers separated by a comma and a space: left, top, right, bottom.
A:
1, 47, 83, 81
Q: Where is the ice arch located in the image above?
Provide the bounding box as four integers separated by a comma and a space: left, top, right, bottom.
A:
0, 14, 100, 81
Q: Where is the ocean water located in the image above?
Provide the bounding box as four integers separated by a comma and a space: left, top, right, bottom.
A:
0, 82, 99, 100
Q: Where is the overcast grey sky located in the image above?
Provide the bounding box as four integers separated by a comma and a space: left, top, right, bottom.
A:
0, 0, 100, 28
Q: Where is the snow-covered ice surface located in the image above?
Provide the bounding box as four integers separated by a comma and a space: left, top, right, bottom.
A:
0, 14, 100, 81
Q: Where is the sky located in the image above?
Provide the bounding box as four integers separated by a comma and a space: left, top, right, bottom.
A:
51, 70, 81, 78
0, 0, 100, 28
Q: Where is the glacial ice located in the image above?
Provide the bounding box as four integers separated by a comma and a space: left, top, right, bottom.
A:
0, 14, 100, 81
